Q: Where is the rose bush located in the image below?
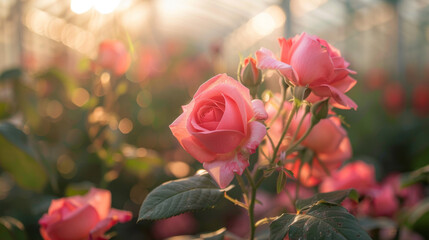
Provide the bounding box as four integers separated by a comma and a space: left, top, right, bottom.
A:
263, 95, 352, 186
39, 188, 132, 240
256, 32, 357, 109
170, 74, 268, 188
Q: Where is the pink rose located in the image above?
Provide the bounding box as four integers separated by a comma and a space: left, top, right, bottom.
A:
95, 40, 131, 76
370, 184, 399, 217
39, 188, 132, 240
170, 74, 268, 188
256, 33, 357, 109
383, 173, 424, 208
319, 161, 377, 195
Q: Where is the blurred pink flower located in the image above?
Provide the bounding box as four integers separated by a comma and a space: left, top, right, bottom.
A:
170, 74, 267, 188
256, 33, 357, 109
412, 83, 429, 117
151, 213, 197, 239
382, 82, 405, 116
39, 188, 132, 240
95, 40, 131, 76
319, 161, 377, 195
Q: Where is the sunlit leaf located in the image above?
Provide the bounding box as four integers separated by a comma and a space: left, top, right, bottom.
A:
401, 165, 429, 187
270, 203, 371, 240
138, 170, 231, 221
295, 189, 359, 211
0, 123, 47, 191
276, 170, 286, 194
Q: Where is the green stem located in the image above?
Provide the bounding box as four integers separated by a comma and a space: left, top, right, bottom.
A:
267, 75, 288, 128
285, 124, 314, 156
245, 169, 257, 240
270, 102, 298, 164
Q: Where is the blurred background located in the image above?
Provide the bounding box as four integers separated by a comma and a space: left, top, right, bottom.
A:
0, 0, 428, 239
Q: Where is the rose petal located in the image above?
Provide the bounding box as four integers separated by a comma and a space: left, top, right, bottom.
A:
318, 137, 352, 163
45, 204, 99, 240
82, 188, 111, 220
203, 154, 249, 188
181, 136, 216, 163
242, 121, 266, 154
251, 99, 268, 120
302, 117, 346, 154
192, 130, 245, 154
312, 84, 358, 110
330, 76, 357, 93
89, 209, 132, 240
290, 34, 334, 86
256, 48, 298, 84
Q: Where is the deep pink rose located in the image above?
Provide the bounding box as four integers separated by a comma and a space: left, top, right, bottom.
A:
95, 40, 131, 76
256, 33, 357, 109
320, 161, 377, 195
39, 188, 132, 240
170, 74, 268, 188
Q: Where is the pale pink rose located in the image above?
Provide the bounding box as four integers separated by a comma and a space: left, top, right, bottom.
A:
151, 213, 197, 239
256, 33, 357, 109
95, 40, 131, 76
170, 74, 268, 188
39, 188, 132, 240
319, 161, 377, 195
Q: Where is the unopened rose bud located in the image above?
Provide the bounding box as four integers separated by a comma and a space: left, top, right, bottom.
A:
310, 98, 329, 126
239, 57, 262, 89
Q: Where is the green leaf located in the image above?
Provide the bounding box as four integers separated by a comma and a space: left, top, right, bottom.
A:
295, 189, 359, 211
166, 228, 227, 240
0, 217, 28, 240
404, 198, 429, 233
0, 68, 22, 82
138, 170, 231, 221
0, 123, 47, 191
270, 203, 372, 240
276, 170, 287, 194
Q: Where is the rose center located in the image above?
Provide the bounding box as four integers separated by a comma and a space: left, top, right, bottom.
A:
196, 96, 225, 131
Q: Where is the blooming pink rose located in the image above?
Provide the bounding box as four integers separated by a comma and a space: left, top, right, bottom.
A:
39, 188, 132, 240
95, 40, 131, 76
256, 33, 357, 109
170, 74, 268, 188
320, 161, 377, 195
